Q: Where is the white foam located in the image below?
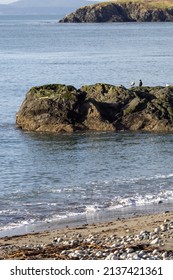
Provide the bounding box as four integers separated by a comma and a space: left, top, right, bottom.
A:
0, 209, 17, 215
1, 173, 173, 235
85, 205, 101, 213
108, 189, 173, 210
0, 218, 36, 232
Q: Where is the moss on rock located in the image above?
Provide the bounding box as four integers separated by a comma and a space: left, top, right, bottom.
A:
16, 83, 173, 133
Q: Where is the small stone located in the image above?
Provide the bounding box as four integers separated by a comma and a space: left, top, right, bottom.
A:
105, 253, 118, 260
162, 252, 168, 259
151, 234, 158, 240
154, 227, 160, 234
138, 250, 146, 257
134, 235, 140, 241
111, 243, 118, 248
146, 256, 155, 260
68, 252, 74, 258
120, 253, 127, 260
150, 232, 155, 237
143, 233, 150, 240
153, 249, 158, 255
71, 239, 79, 246
61, 250, 67, 255
139, 230, 146, 235
63, 241, 70, 246
141, 254, 148, 259
150, 237, 159, 245
160, 224, 167, 232
132, 254, 141, 260
57, 237, 63, 243
168, 221, 173, 229
95, 251, 103, 257
126, 237, 133, 242
126, 248, 134, 254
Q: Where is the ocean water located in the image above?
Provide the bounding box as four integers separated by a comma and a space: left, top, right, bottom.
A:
0, 15, 173, 237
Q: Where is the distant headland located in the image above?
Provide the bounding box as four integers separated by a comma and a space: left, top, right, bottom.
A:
59, 0, 173, 23
16, 83, 173, 133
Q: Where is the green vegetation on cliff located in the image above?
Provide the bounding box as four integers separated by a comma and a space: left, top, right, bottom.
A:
100, 0, 173, 9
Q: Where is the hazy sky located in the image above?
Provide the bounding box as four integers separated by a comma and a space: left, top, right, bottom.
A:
0, 0, 17, 4
0, 0, 103, 4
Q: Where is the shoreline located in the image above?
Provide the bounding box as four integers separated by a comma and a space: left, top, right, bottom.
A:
0, 210, 173, 260
1, 201, 173, 238
0, 200, 173, 238
1, 201, 173, 239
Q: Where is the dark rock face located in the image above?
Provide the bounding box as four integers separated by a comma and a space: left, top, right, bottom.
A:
59, 2, 173, 23
16, 83, 173, 133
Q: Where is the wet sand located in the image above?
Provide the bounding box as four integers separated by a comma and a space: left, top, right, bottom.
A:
0, 211, 173, 259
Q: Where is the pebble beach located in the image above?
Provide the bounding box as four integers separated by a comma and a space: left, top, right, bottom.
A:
1, 211, 173, 260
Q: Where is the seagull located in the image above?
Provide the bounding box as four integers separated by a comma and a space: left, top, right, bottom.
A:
131, 81, 135, 87
139, 79, 143, 87
166, 83, 170, 87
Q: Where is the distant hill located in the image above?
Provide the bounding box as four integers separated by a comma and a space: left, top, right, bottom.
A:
59, 0, 173, 22
0, 0, 97, 15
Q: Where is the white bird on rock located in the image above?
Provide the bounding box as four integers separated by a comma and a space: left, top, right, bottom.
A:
131, 81, 135, 87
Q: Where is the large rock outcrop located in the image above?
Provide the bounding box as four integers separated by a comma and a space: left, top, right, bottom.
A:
16, 83, 173, 133
59, 1, 173, 23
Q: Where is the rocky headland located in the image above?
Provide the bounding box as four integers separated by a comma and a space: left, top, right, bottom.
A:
16, 83, 173, 133
59, 1, 173, 23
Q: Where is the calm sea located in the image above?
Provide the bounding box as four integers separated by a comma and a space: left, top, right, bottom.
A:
0, 15, 173, 237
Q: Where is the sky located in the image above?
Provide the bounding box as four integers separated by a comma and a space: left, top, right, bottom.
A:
0, 0, 102, 4
0, 0, 103, 4
0, 0, 17, 3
